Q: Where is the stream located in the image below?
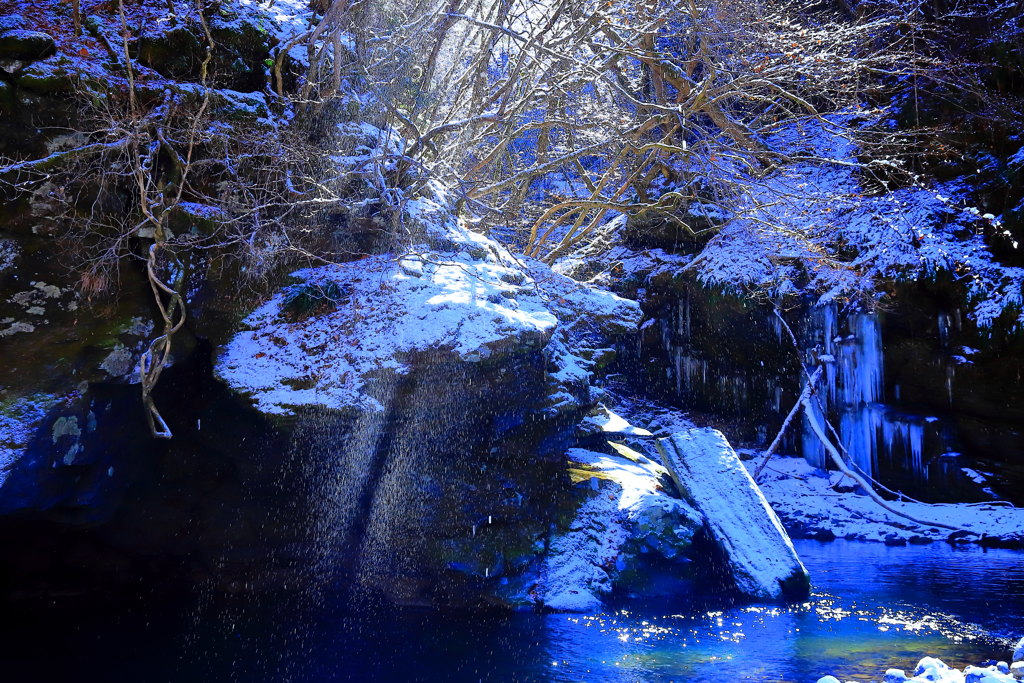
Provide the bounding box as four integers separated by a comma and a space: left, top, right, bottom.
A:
2, 539, 1021, 682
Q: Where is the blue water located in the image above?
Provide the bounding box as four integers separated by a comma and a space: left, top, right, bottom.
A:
2, 540, 1022, 682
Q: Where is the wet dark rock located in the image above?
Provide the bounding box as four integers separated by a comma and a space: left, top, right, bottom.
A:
978, 533, 1024, 550
137, 26, 203, 81
137, 16, 275, 93
947, 530, 977, 544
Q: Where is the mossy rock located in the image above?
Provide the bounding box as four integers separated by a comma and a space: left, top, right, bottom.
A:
209, 18, 275, 93
0, 30, 56, 62
137, 26, 205, 82
166, 202, 229, 237
15, 61, 77, 95
138, 18, 274, 93
281, 280, 350, 321
208, 89, 271, 121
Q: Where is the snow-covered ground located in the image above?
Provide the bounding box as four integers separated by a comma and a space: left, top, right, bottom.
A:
751, 455, 1024, 546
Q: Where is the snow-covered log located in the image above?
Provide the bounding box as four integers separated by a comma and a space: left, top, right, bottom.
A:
656, 428, 810, 600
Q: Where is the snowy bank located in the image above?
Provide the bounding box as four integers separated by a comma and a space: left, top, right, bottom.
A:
751, 455, 1024, 547
603, 396, 1024, 548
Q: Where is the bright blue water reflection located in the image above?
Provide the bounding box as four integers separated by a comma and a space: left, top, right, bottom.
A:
2, 540, 1022, 682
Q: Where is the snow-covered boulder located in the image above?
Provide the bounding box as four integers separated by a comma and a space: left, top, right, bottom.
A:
537, 444, 703, 611
656, 428, 810, 600
215, 190, 643, 603
821, 657, 1017, 683
216, 191, 639, 418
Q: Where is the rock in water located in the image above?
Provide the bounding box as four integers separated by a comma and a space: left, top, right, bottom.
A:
1014, 636, 1024, 662
656, 428, 810, 600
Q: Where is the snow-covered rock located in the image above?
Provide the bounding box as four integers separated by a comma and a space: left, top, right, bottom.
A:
537, 443, 702, 611
657, 428, 810, 600
578, 405, 654, 437
216, 191, 640, 417
822, 658, 1017, 683
214, 189, 645, 603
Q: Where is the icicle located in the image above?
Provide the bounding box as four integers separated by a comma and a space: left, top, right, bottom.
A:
674, 347, 683, 396
801, 397, 828, 469
801, 307, 884, 479
839, 405, 880, 477
938, 312, 950, 347
909, 422, 925, 478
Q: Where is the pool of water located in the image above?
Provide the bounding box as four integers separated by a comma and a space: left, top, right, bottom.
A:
2, 540, 1022, 682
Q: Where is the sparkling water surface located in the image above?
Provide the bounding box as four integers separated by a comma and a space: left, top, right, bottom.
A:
2, 539, 1022, 682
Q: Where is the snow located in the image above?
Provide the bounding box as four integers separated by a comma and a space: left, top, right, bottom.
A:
566, 117, 1024, 330
0, 394, 56, 488
216, 193, 639, 416
658, 428, 809, 600
239, 0, 311, 42
538, 444, 700, 611
1009, 145, 1024, 170
820, 657, 1016, 683
752, 455, 1024, 545
0, 240, 18, 273
217, 251, 553, 414
580, 406, 653, 437
705, 119, 1024, 328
